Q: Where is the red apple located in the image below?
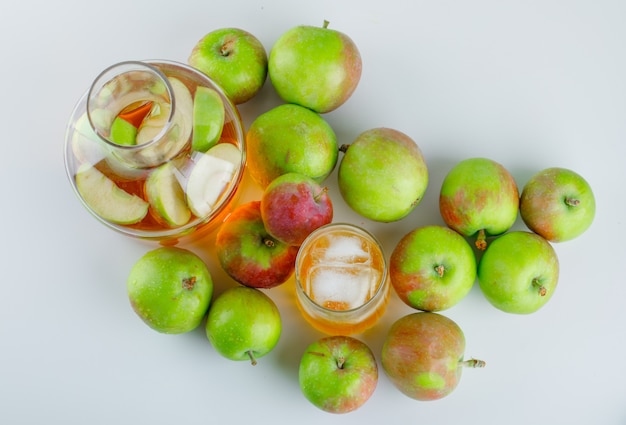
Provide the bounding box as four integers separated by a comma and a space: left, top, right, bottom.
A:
215, 201, 299, 289
260, 173, 333, 246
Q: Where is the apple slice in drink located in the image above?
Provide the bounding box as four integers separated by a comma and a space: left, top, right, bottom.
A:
192, 86, 225, 152
110, 116, 138, 146
145, 161, 192, 227
75, 163, 149, 225
185, 144, 240, 217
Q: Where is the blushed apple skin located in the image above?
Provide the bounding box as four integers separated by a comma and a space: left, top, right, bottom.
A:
299, 335, 378, 414
246, 104, 338, 189
381, 312, 466, 401
188, 27, 268, 104
338, 127, 428, 222
215, 201, 299, 288
206, 286, 281, 363
261, 173, 333, 246
439, 157, 519, 248
520, 167, 596, 242
269, 23, 362, 113
390, 225, 476, 312
127, 247, 213, 334
478, 231, 559, 314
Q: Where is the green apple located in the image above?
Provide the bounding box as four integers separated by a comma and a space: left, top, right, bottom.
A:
109, 116, 137, 146
215, 201, 299, 289
269, 21, 362, 113
145, 160, 191, 227
439, 157, 519, 250
246, 103, 338, 189
299, 335, 378, 414
75, 163, 148, 225
184, 147, 238, 218
188, 27, 268, 104
205, 286, 281, 365
390, 225, 476, 312
127, 247, 213, 334
478, 231, 559, 314
338, 127, 428, 222
520, 167, 596, 242
381, 312, 485, 401
191, 86, 225, 153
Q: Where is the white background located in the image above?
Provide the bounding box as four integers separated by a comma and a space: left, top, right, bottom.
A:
2, 1, 625, 424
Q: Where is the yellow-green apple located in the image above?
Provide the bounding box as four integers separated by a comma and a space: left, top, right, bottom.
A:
188, 27, 268, 104
260, 173, 333, 246
439, 157, 519, 250
215, 201, 299, 288
520, 167, 596, 242
338, 127, 428, 222
126, 247, 213, 334
381, 312, 485, 401
478, 231, 559, 314
299, 335, 378, 414
269, 21, 362, 113
205, 286, 281, 365
246, 103, 338, 189
390, 225, 476, 312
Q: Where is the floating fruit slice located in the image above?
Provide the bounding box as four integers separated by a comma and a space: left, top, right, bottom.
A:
145, 161, 191, 227
185, 151, 236, 218
135, 102, 171, 145
75, 163, 149, 225
110, 116, 137, 146
192, 86, 225, 152
205, 143, 241, 167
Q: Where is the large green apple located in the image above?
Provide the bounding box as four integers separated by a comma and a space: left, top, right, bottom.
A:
246, 103, 338, 189
299, 335, 378, 414
338, 127, 428, 222
390, 225, 476, 311
215, 201, 299, 289
439, 157, 519, 250
520, 167, 596, 242
205, 286, 281, 365
188, 27, 268, 104
127, 247, 213, 334
381, 312, 485, 401
269, 21, 362, 113
478, 231, 559, 314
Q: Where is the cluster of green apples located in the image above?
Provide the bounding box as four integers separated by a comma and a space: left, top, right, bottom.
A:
124, 21, 596, 415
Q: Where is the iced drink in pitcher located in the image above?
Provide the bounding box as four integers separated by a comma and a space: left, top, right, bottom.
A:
295, 223, 390, 335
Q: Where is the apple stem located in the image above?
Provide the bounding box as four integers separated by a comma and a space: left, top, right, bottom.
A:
323, 20, 330, 29
336, 356, 345, 369
434, 264, 445, 278
339, 144, 352, 153
475, 229, 488, 251
313, 186, 329, 202
461, 358, 486, 368
565, 197, 581, 207
247, 350, 258, 366
264, 238, 275, 248
532, 278, 547, 296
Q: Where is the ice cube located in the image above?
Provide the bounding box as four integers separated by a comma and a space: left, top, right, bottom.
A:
308, 264, 380, 310
323, 235, 371, 264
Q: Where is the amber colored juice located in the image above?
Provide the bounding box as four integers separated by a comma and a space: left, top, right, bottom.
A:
295, 224, 390, 335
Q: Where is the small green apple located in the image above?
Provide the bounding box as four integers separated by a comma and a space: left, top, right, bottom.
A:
246, 103, 338, 189
191, 86, 225, 153
439, 157, 519, 250
478, 231, 559, 314
206, 286, 281, 365
299, 335, 378, 414
75, 163, 148, 225
215, 201, 299, 289
381, 312, 485, 401
188, 27, 268, 104
145, 160, 191, 227
269, 21, 362, 113
390, 225, 476, 312
127, 247, 213, 334
338, 127, 428, 222
520, 167, 596, 242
